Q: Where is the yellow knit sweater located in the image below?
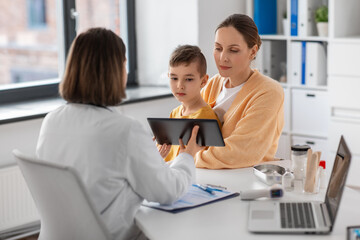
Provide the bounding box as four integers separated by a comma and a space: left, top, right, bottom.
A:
195, 70, 284, 169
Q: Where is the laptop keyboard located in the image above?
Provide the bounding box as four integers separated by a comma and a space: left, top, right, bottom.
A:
280, 202, 316, 229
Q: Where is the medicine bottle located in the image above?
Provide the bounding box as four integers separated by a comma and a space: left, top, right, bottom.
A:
282, 168, 294, 192
291, 145, 310, 180
319, 160, 326, 189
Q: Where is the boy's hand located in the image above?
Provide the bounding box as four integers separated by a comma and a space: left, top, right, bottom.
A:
179, 125, 205, 158
157, 144, 171, 158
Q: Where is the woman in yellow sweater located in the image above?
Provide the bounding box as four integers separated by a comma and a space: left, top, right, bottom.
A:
195, 14, 284, 169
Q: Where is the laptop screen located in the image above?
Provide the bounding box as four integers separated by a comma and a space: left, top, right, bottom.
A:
324, 136, 352, 226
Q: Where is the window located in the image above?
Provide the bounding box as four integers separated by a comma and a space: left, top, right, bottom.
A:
0, 0, 136, 104
27, 0, 47, 28
72, 0, 137, 86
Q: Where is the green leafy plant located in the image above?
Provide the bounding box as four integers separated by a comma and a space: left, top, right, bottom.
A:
315, 6, 328, 23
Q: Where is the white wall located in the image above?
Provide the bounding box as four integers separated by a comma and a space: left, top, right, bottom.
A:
136, 0, 245, 85
136, 0, 199, 85
0, 119, 43, 167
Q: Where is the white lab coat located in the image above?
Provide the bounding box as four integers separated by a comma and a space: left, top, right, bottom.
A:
36, 103, 195, 240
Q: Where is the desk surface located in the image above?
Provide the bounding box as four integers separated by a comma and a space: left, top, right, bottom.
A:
135, 161, 360, 240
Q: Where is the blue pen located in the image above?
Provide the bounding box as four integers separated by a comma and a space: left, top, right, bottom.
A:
193, 184, 215, 195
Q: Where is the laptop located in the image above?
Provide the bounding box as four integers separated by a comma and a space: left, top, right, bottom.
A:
147, 118, 224, 147
248, 135, 352, 234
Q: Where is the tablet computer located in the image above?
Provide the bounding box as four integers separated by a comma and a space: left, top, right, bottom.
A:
147, 118, 225, 147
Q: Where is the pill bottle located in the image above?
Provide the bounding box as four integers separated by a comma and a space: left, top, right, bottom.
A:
282, 168, 294, 192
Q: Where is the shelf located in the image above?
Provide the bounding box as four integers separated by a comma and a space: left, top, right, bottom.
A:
250, 0, 360, 159
290, 36, 329, 42
289, 85, 328, 91
280, 82, 288, 88
332, 36, 360, 44
290, 132, 328, 140
260, 35, 287, 40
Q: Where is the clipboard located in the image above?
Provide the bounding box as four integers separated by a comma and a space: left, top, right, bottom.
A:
142, 185, 239, 213
147, 118, 225, 147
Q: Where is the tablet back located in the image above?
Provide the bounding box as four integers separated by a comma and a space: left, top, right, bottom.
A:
147, 118, 225, 147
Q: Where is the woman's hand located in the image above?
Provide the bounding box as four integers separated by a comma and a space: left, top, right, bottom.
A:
179, 125, 205, 158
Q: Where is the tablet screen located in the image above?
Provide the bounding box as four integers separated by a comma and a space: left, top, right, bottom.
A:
147, 118, 225, 147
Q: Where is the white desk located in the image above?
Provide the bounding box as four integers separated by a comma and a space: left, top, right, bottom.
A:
135, 161, 360, 240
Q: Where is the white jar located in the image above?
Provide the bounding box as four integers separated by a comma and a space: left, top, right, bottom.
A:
291, 145, 310, 180
282, 168, 294, 192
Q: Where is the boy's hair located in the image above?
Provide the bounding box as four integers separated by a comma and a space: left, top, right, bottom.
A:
169, 45, 207, 77
60, 27, 126, 106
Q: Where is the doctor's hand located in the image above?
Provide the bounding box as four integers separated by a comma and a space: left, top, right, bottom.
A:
179, 125, 204, 158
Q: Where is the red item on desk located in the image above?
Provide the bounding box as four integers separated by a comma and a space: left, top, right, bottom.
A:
319, 160, 326, 169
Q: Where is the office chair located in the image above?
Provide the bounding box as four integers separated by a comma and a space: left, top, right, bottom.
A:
13, 149, 111, 240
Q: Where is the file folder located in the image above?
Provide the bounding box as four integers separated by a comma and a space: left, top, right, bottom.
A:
301, 41, 306, 85
290, 0, 298, 36
298, 0, 323, 36
290, 41, 302, 85
305, 42, 327, 86
254, 0, 277, 34
255, 41, 286, 81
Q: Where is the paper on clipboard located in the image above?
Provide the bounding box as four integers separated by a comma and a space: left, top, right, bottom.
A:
142, 185, 239, 213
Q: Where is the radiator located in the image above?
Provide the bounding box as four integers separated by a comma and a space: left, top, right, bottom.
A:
0, 166, 39, 233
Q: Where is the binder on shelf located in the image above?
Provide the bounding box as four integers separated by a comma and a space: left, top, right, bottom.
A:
291, 41, 327, 86
253, 0, 277, 35
290, 41, 302, 85
305, 42, 327, 86
290, 0, 298, 36
254, 40, 286, 81
301, 41, 306, 85
298, 0, 322, 37
255, 41, 270, 76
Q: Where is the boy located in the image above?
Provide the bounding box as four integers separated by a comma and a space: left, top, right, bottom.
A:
158, 45, 221, 162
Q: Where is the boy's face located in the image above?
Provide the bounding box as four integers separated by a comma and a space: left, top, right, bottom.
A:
168, 62, 208, 104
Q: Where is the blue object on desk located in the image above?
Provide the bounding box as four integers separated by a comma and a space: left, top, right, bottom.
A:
203, 186, 225, 192
192, 184, 215, 195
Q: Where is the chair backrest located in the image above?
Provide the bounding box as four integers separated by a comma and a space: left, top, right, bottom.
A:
13, 149, 111, 240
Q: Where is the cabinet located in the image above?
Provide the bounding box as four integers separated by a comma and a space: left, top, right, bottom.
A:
247, 0, 360, 163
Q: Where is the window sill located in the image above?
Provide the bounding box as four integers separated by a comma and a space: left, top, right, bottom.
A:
0, 86, 172, 125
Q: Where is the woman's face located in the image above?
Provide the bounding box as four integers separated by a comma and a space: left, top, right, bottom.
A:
213, 26, 257, 79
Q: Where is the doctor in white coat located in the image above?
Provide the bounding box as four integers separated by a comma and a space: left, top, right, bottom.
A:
36, 28, 202, 240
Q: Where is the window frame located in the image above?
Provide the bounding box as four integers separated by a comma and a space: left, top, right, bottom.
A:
0, 0, 137, 105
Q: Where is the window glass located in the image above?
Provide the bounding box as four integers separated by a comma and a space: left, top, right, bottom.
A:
75, 0, 133, 83
0, 0, 135, 103
0, 0, 59, 87
28, 0, 47, 28
76, 0, 122, 34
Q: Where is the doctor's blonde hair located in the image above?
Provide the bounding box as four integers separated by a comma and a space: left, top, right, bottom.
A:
60, 28, 127, 106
